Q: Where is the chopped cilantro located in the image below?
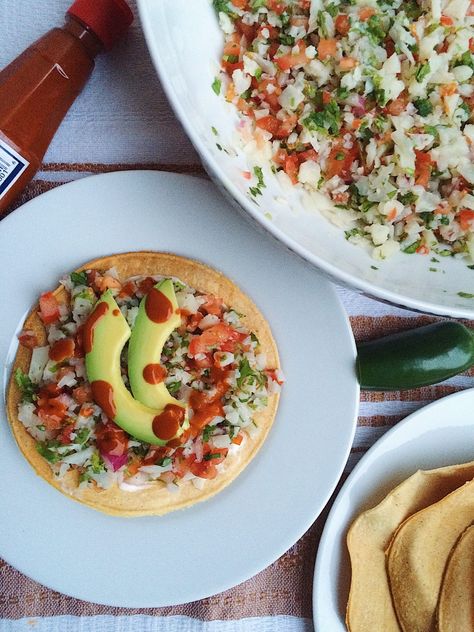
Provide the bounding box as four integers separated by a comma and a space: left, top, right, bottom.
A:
366, 15, 385, 44
424, 125, 439, 140
254, 67, 263, 81
439, 216, 450, 225
415, 62, 431, 83
250, 0, 266, 7
345, 228, 364, 240
36, 442, 61, 464
211, 126, 218, 136
455, 51, 474, 71
303, 100, 341, 136
399, 191, 418, 206
202, 425, 214, 442
279, 33, 295, 46
404, 0, 422, 19
468, 264, 474, 270
458, 292, 474, 299
374, 87, 387, 106
419, 211, 434, 228
203, 452, 222, 461
70, 271, 88, 286
249, 186, 262, 197
403, 239, 421, 254
370, 265, 379, 270
14, 368, 38, 403
167, 381, 181, 395
158, 457, 172, 467
253, 166, 266, 189
90, 452, 105, 473
212, 0, 236, 18
335, 152, 345, 160
326, 2, 339, 16
413, 98, 433, 117
75, 428, 91, 445
212, 77, 222, 95
237, 357, 257, 388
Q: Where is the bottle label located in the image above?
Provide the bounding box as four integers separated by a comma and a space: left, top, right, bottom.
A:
0, 138, 29, 200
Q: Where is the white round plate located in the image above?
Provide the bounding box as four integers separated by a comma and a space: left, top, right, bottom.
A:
313, 388, 474, 631
0, 171, 358, 607
138, 0, 474, 319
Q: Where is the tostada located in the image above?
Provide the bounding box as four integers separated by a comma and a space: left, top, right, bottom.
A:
7, 252, 282, 516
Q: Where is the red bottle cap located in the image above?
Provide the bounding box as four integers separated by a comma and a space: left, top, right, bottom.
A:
67, 0, 134, 51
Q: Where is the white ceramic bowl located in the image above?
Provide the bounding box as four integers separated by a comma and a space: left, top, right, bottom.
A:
138, 0, 474, 318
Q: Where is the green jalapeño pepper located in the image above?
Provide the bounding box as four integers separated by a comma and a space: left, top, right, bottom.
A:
357, 322, 474, 390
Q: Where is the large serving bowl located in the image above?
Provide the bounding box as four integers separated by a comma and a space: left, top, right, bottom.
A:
138, 0, 474, 318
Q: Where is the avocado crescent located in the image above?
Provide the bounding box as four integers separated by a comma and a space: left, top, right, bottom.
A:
84, 289, 188, 445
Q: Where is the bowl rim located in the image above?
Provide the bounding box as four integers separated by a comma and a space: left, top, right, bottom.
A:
137, 0, 474, 320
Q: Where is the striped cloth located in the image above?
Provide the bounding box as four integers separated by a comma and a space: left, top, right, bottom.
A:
1, 0, 474, 627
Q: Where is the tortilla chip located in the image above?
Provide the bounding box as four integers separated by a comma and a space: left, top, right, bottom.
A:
387, 478, 474, 632
346, 461, 474, 632
437, 524, 474, 632
6, 252, 280, 517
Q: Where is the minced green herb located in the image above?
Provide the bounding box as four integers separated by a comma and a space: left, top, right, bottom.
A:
70, 271, 88, 286
212, 77, 222, 95
14, 368, 38, 403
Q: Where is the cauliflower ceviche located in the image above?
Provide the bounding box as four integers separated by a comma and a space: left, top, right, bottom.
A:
14, 268, 283, 493
213, 0, 474, 261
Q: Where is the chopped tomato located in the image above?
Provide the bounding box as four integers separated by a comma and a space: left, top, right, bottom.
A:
39, 292, 60, 325
232, 433, 244, 445
189, 446, 229, 479
222, 34, 243, 74
190, 400, 225, 433
440, 14, 454, 25
335, 13, 350, 36
256, 115, 280, 135
416, 244, 430, 255
95, 421, 129, 456
18, 330, 38, 349
440, 83, 457, 97
142, 445, 173, 466
458, 209, 474, 230
325, 141, 359, 182
284, 153, 300, 184
470, 38, 474, 52
339, 57, 357, 71
186, 311, 204, 332
386, 93, 408, 116
265, 369, 284, 385
236, 20, 257, 41
49, 338, 75, 362
200, 294, 224, 316
415, 150, 433, 188
189, 323, 241, 356
138, 276, 155, 295
232, 0, 249, 8
118, 280, 136, 298
359, 6, 376, 20
257, 78, 282, 111
58, 424, 75, 445
267, 0, 287, 14
318, 38, 337, 60
36, 396, 68, 431
94, 275, 121, 293
126, 459, 143, 477
332, 190, 350, 204
188, 353, 213, 369
297, 148, 318, 163
275, 40, 308, 71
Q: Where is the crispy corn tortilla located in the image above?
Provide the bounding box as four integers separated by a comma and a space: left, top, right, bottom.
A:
437, 524, 474, 632
6, 252, 280, 517
387, 478, 474, 632
346, 461, 474, 632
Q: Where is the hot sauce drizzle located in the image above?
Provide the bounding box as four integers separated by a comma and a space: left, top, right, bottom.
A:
49, 338, 75, 361
145, 288, 173, 323
83, 301, 109, 353
143, 363, 167, 384
152, 404, 185, 440
90, 380, 116, 419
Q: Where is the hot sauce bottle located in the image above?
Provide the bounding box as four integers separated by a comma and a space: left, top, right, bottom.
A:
0, 0, 133, 215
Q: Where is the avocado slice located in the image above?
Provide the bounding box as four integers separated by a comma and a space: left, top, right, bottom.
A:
84, 290, 187, 446
128, 279, 182, 409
